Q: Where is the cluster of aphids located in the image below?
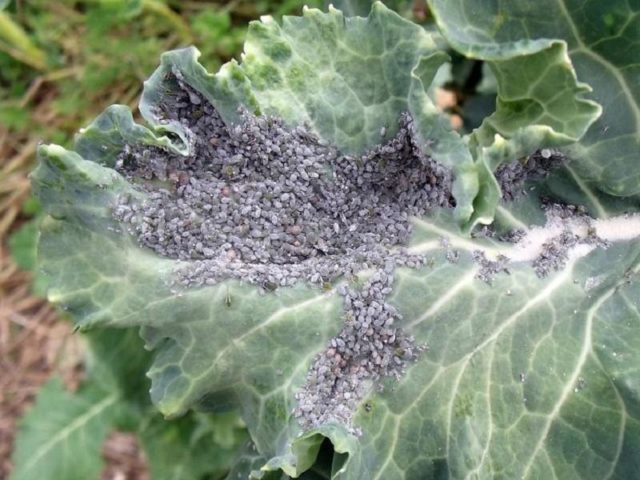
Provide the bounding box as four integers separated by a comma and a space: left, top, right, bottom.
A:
495, 148, 565, 201
295, 267, 425, 431
110, 73, 565, 430
531, 202, 610, 278
112, 73, 454, 290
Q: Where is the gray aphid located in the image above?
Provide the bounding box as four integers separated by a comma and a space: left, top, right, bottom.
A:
472, 251, 510, 284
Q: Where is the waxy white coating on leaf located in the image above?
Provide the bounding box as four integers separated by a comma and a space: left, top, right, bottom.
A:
508, 213, 640, 263
592, 215, 640, 242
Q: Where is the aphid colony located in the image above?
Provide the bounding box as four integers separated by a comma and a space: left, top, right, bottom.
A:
295, 268, 423, 432
112, 74, 453, 288
531, 203, 610, 278
495, 148, 564, 201
110, 73, 567, 431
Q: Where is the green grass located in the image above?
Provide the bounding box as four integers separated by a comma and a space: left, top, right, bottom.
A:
1, 0, 325, 149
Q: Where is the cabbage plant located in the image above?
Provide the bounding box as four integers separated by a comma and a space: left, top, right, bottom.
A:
24, 2, 640, 479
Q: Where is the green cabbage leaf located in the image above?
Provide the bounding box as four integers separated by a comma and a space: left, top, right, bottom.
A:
428, 0, 640, 198
27, 2, 640, 479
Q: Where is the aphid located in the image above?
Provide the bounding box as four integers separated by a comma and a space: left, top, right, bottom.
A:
224, 286, 232, 307
224, 165, 236, 177
192, 108, 204, 120
446, 249, 459, 264
263, 281, 278, 292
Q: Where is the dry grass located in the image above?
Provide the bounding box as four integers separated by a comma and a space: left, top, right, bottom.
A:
101, 432, 150, 480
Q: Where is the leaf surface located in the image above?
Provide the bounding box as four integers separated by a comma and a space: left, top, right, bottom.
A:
32, 143, 346, 475
344, 209, 640, 479
428, 0, 640, 197
11, 379, 120, 480
139, 412, 248, 480
136, 4, 487, 225
239, 2, 444, 153
33, 139, 640, 479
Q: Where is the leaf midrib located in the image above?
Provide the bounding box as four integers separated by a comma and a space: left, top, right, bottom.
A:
18, 393, 118, 475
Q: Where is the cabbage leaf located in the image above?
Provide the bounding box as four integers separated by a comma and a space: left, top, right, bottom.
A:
28, 2, 640, 479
